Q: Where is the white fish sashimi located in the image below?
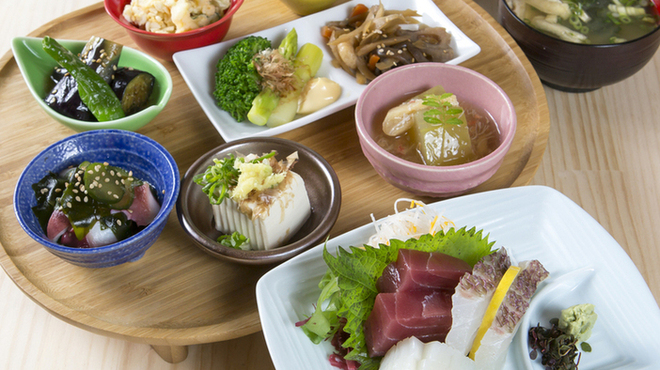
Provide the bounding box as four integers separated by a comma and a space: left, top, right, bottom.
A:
379, 336, 425, 370
445, 248, 511, 355
472, 260, 549, 370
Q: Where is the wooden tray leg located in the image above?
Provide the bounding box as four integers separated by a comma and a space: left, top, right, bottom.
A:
151, 344, 189, 363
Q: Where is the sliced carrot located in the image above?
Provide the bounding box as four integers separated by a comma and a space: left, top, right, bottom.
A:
321, 25, 333, 39
367, 54, 380, 70
350, 3, 369, 18
321, 26, 332, 39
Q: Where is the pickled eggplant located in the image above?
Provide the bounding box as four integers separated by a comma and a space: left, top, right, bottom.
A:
111, 68, 155, 115
44, 36, 122, 121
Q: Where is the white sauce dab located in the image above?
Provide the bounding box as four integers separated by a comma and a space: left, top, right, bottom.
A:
297, 77, 341, 114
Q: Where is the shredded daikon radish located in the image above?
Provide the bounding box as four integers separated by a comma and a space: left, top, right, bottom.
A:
367, 198, 454, 247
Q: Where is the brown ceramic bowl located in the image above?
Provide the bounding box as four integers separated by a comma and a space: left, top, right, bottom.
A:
499, 0, 660, 92
176, 137, 341, 265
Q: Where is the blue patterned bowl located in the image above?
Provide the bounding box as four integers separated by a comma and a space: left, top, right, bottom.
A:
13, 129, 180, 268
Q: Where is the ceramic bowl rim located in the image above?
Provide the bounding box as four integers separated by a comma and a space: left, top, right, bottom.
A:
13, 129, 180, 256
104, 0, 245, 39
500, 0, 660, 48
355, 62, 517, 174
176, 137, 342, 264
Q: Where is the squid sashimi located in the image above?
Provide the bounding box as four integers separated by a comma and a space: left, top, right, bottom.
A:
418, 340, 476, 370
379, 336, 425, 370
445, 248, 512, 355
380, 336, 477, 370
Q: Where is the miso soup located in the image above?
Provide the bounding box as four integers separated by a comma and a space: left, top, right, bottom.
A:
507, 0, 660, 44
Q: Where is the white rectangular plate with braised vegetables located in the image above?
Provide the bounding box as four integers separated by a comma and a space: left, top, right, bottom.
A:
173, 0, 481, 142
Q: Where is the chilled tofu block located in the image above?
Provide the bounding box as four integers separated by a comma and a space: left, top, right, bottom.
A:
212, 171, 311, 250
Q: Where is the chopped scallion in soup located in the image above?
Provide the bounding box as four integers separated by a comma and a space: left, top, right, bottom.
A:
507, 0, 660, 44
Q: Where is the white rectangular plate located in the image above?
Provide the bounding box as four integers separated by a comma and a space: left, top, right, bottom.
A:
173, 0, 481, 142
256, 186, 660, 370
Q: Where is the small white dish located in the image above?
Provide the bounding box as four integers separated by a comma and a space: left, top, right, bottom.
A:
173, 0, 481, 142
256, 186, 660, 370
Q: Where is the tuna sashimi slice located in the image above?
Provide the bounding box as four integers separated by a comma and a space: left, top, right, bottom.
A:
395, 289, 452, 327
377, 249, 472, 293
364, 291, 453, 357
445, 248, 511, 355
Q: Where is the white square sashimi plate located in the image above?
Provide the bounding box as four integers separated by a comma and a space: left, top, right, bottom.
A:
256, 186, 660, 370
173, 0, 480, 142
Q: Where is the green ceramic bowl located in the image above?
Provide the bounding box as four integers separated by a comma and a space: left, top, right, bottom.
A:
12, 36, 172, 132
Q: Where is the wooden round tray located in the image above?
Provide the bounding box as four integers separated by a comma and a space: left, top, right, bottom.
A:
0, 0, 549, 363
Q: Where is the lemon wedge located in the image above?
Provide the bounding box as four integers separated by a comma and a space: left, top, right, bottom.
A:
468, 265, 521, 359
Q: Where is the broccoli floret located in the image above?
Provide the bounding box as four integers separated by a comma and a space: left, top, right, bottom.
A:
214, 36, 272, 122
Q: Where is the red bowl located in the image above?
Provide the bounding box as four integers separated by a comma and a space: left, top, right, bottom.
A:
104, 0, 244, 61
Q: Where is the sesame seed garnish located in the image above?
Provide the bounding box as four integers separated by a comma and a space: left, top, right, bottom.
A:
84, 196, 88, 203
75, 196, 81, 202
113, 194, 119, 199
66, 202, 72, 208
117, 219, 122, 226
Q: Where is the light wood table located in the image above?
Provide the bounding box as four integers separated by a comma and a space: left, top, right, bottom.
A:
1, 0, 659, 369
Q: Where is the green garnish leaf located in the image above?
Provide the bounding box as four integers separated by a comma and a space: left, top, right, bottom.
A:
300, 226, 495, 369
421, 93, 465, 125
217, 231, 250, 250
193, 151, 278, 205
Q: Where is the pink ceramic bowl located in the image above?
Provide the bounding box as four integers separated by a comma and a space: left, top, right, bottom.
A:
105, 0, 244, 61
355, 63, 517, 198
